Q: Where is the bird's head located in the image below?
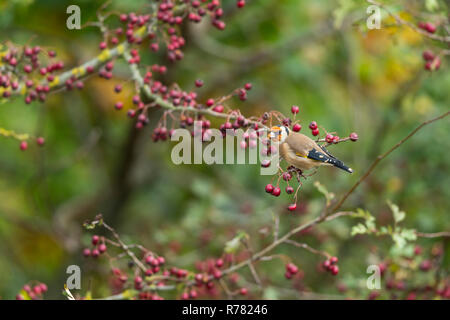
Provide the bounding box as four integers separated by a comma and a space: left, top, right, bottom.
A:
268, 126, 290, 143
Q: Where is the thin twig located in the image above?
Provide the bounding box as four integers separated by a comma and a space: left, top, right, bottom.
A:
102, 221, 147, 272
415, 231, 450, 238
284, 239, 331, 259
332, 111, 450, 212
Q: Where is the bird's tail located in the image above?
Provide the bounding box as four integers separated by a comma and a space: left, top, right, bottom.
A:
332, 160, 353, 173
307, 149, 353, 173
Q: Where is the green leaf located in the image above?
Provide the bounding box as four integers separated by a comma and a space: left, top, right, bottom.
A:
388, 201, 405, 224
351, 223, 367, 236
314, 181, 335, 205
224, 231, 247, 254
400, 228, 417, 241
263, 286, 279, 299
392, 233, 406, 248
425, 0, 439, 11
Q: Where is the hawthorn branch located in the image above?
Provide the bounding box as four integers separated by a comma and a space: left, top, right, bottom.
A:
332, 110, 450, 212
368, 0, 450, 43
284, 239, 331, 259
122, 50, 263, 126
415, 231, 450, 238
101, 221, 147, 272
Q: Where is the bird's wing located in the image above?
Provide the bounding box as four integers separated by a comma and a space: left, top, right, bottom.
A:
318, 144, 337, 159
285, 133, 317, 156
286, 133, 353, 173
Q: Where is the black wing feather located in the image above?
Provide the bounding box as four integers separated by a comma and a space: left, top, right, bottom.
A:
307, 149, 353, 173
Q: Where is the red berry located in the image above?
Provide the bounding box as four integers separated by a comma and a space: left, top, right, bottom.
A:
422, 50, 435, 61
39, 283, 48, 293
206, 98, 214, 107
98, 243, 107, 253
286, 263, 298, 274
114, 84, 122, 93
265, 184, 274, 193
420, 260, 432, 271
414, 245, 422, 255
323, 260, 331, 269
92, 249, 100, 258
309, 121, 318, 130
244, 83, 252, 90
282, 172, 292, 181
239, 287, 248, 295
284, 271, 292, 279
35, 137, 44, 146
291, 105, 299, 114
83, 248, 91, 257
213, 269, 222, 279
326, 134, 334, 143
189, 290, 198, 299
332, 136, 340, 144
424, 22, 436, 33
288, 203, 297, 211
330, 256, 338, 265
92, 235, 99, 245
99, 42, 107, 50
237, 0, 245, 8
330, 265, 339, 275
181, 292, 189, 300
145, 268, 153, 276
33, 285, 42, 295
212, 105, 224, 113
195, 79, 204, 87
115, 101, 124, 110
292, 123, 301, 132
216, 258, 224, 268
20, 141, 28, 151
350, 132, 358, 141
271, 187, 281, 197
285, 186, 294, 194
312, 128, 319, 136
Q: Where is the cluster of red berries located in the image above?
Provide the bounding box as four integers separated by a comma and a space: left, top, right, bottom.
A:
18, 137, 45, 151
418, 21, 436, 34
284, 262, 300, 279
422, 50, 441, 72
82, 235, 107, 258
16, 282, 48, 300
1, 45, 67, 104
308, 121, 319, 136
183, 257, 249, 299
416, 21, 444, 71
144, 255, 166, 278
322, 256, 339, 276
187, 0, 234, 30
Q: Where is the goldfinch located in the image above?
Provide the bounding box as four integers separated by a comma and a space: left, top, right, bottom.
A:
268, 126, 353, 173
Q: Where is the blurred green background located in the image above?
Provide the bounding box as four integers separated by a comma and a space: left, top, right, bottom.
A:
0, 0, 449, 299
